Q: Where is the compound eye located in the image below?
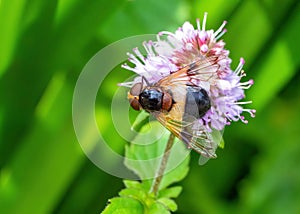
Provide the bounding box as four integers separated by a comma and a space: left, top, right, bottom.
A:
130, 83, 142, 96
162, 92, 173, 111
129, 98, 141, 111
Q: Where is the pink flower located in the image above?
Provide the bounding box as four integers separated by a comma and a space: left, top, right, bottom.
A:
120, 13, 255, 132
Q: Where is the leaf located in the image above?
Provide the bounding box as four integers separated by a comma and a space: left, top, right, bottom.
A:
158, 186, 182, 199
101, 197, 144, 214
119, 188, 147, 202
131, 110, 149, 131
125, 121, 190, 191
123, 180, 142, 189
157, 198, 178, 212
148, 202, 170, 214
219, 138, 225, 149
159, 154, 190, 191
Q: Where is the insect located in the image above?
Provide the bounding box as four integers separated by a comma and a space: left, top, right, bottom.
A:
127, 56, 224, 162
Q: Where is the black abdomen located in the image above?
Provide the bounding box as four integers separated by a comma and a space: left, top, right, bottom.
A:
184, 86, 211, 119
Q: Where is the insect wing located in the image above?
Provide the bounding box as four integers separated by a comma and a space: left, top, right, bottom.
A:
151, 56, 225, 161
198, 129, 223, 165
155, 55, 223, 89
153, 109, 223, 161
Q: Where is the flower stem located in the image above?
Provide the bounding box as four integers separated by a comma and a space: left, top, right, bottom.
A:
150, 133, 175, 195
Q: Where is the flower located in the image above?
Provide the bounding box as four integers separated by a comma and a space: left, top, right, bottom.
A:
120, 12, 255, 132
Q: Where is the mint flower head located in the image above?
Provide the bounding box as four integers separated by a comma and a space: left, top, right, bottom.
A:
121, 13, 255, 133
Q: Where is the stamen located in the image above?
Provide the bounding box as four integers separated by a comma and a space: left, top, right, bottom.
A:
238, 79, 254, 89
235, 58, 245, 75
133, 47, 145, 61
121, 64, 138, 73
215, 29, 227, 40
214, 21, 227, 37
232, 100, 252, 105
240, 85, 252, 90
118, 81, 134, 87
243, 109, 256, 117
226, 114, 238, 122
240, 70, 246, 77
143, 41, 155, 57
158, 31, 176, 39
202, 12, 208, 31
196, 18, 201, 32
126, 52, 142, 65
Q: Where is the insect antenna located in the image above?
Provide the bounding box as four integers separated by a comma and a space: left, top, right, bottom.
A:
141, 76, 151, 86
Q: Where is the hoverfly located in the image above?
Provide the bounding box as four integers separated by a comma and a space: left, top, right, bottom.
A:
127, 56, 224, 162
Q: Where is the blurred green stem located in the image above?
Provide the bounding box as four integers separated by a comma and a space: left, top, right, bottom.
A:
150, 133, 175, 195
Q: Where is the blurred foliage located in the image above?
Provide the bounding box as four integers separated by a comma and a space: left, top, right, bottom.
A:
0, 0, 300, 213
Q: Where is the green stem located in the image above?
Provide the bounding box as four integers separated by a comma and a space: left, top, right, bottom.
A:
150, 133, 175, 195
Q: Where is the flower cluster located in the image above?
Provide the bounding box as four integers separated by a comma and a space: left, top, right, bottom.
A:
121, 13, 255, 131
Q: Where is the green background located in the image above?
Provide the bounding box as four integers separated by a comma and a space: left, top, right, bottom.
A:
1, 0, 300, 213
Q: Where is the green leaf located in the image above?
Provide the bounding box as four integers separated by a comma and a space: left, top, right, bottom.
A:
119, 188, 147, 202
125, 121, 190, 191
158, 186, 182, 199
148, 202, 170, 214
131, 110, 149, 131
101, 197, 144, 214
123, 180, 142, 189
159, 154, 189, 191
219, 138, 225, 149
157, 198, 178, 212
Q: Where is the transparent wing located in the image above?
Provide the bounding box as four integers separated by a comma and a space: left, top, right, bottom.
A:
154, 110, 223, 162
155, 55, 225, 89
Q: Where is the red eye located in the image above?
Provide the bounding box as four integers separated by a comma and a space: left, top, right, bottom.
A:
130, 83, 142, 96
161, 92, 173, 112
129, 98, 141, 111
